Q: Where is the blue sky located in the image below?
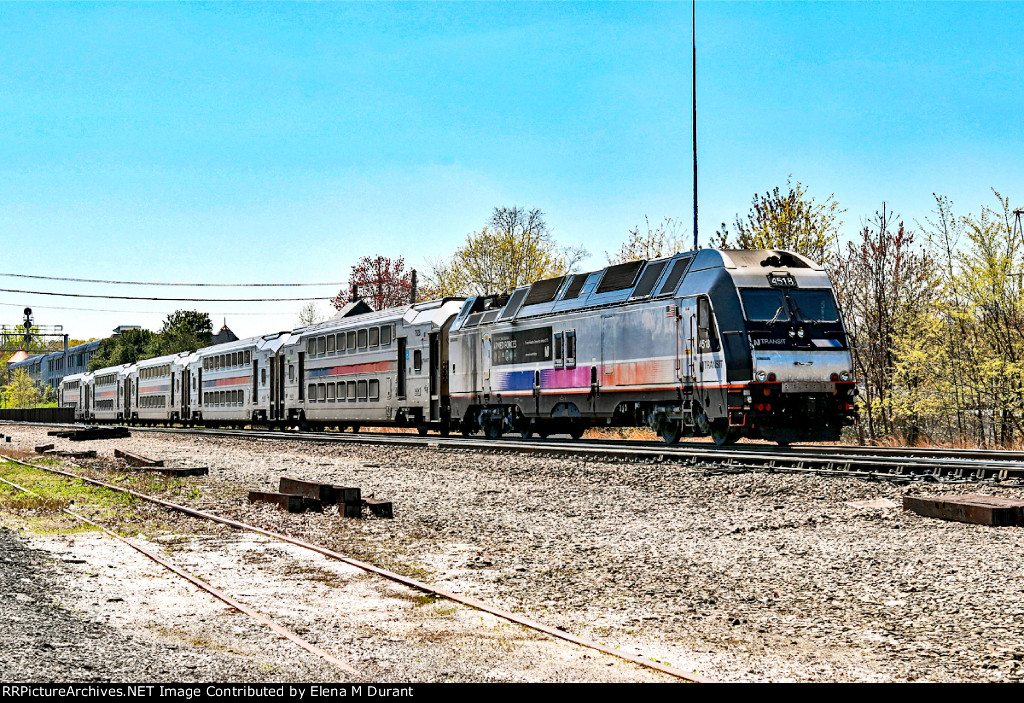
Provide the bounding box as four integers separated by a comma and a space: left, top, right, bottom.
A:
1, 2, 1021, 340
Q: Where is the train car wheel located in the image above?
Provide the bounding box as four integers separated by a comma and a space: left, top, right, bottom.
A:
711, 420, 739, 447
660, 421, 682, 444
417, 426, 429, 436
484, 421, 503, 440
517, 418, 533, 439
569, 425, 585, 440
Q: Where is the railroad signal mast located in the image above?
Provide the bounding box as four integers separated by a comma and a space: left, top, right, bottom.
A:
0, 307, 68, 354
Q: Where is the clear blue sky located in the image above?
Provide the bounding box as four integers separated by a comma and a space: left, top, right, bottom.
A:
2, 1, 1021, 341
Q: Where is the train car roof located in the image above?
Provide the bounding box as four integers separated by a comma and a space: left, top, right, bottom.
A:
134, 350, 194, 367
453, 248, 832, 331
192, 331, 289, 357
293, 298, 465, 339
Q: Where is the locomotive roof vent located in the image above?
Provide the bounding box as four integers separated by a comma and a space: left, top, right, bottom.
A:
595, 260, 644, 295
629, 259, 669, 299
560, 273, 591, 301
522, 276, 566, 306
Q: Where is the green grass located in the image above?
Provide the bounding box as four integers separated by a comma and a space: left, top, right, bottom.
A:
0, 458, 183, 535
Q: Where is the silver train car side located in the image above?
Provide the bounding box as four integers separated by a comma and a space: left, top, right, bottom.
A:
58, 372, 86, 414
77, 364, 133, 423
278, 299, 464, 432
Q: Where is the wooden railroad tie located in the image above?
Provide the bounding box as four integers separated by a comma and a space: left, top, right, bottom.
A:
114, 448, 164, 467
363, 498, 393, 519
248, 491, 323, 514
59, 427, 132, 442
256, 477, 393, 518
34, 444, 55, 453
903, 494, 1024, 527
279, 477, 363, 518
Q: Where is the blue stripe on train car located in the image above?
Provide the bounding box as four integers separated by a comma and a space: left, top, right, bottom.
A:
492, 369, 534, 392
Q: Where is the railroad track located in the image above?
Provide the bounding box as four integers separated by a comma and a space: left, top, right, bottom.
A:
6, 420, 1024, 486
0, 451, 709, 683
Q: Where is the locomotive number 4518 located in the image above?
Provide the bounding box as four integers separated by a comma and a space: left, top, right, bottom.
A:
768, 273, 798, 288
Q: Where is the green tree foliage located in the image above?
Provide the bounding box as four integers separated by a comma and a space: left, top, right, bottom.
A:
146, 310, 213, 357
41, 384, 58, 406
424, 207, 587, 297
87, 328, 156, 371
86, 310, 211, 371
713, 176, 843, 266
4, 369, 40, 408
606, 216, 689, 264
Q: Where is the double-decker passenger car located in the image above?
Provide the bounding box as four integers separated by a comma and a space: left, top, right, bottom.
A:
59, 373, 86, 414
129, 352, 193, 424
186, 333, 291, 426
278, 299, 464, 432
78, 364, 133, 423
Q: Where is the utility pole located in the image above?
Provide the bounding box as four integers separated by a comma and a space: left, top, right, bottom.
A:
692, 0, 698, 251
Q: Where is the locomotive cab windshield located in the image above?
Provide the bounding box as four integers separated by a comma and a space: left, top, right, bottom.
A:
740, 287, 840, 324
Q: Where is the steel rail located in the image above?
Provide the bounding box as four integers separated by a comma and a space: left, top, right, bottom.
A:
8, 419, 1024, 467
7, 420, 1024, 484
0, 453, 710, 683
0, 471, 362, 677
96, 425, 1024, 481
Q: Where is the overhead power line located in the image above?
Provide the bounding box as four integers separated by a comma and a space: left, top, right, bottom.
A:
0, 302, 291, 316
0, 272, 344, 287
0, 288, 330, 302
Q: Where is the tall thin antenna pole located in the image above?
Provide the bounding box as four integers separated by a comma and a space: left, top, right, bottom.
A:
692, 0, 698, 251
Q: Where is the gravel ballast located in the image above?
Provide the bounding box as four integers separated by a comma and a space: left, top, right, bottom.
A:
4, 423, 1024, 682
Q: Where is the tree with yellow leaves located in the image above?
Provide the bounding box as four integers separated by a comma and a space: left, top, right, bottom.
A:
424, 207, 587, 297
712, 176, 843, 267
3, 369, 40, 409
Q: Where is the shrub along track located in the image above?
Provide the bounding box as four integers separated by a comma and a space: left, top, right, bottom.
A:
0, 452, 709, 683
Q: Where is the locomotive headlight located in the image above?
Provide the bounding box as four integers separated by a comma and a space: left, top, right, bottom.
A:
839, 370, 851, 382
787, 328, 796, 338
756, 370, 767, 382
797, 327, 806, 339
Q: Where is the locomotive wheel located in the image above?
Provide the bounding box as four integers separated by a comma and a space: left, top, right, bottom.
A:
417, 426, 429, 436
569, 425, 585, 440
350, 425, 360, 433
484, 420, 503, 440
517, 418, 533, 439
710, 419, 739, 447
660, 420, 683, 444
439, 423, 451, 437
